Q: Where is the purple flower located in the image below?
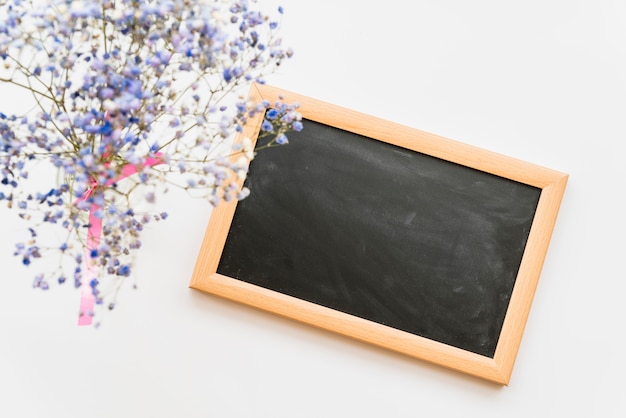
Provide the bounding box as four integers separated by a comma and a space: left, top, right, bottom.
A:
0, 0, 299, 323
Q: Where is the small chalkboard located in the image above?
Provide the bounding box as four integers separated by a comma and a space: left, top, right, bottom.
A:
190, 84, 568, 385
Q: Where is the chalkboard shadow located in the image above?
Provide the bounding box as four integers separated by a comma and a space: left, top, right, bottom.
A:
217, 119, 541, 358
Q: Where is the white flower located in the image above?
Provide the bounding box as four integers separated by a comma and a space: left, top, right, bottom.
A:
241, 137, 255, 160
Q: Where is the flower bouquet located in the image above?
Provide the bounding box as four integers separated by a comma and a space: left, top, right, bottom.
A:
0, 0, 302, 325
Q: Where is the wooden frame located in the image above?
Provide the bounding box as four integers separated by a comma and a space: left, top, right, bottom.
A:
189, 83, 568, 385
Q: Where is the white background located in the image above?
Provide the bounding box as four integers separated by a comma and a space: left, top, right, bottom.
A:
2, 1, 625, 416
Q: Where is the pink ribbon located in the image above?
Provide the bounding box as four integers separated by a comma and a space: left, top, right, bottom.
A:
77, 155, 163, 326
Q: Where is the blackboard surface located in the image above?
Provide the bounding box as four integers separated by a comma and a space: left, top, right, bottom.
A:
217, 119, 541, 358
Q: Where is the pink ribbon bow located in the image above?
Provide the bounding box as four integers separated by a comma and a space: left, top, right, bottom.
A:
77, 155, 163, 326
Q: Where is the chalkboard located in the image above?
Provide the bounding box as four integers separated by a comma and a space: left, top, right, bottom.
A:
190, 84, 568, 385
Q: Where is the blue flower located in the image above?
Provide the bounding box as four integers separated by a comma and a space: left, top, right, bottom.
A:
118, 265, 131, 277
223, 68, 234, 82
266, 108, 279, 120
0, 0, 297, 322
261, 119, 273, 132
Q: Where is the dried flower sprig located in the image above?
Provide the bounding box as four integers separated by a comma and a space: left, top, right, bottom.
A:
0, 0, 302, 323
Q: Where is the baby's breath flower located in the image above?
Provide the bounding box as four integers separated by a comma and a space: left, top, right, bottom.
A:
0, 0, 302, 323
